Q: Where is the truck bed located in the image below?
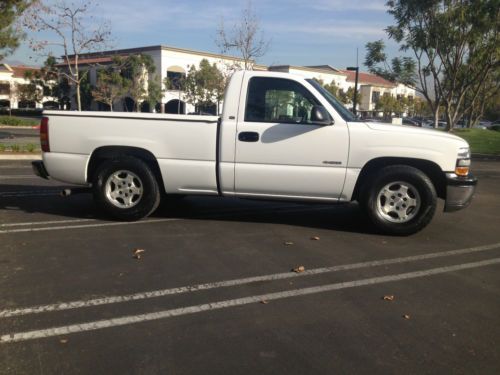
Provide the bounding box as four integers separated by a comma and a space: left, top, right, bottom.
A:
43, 110, 220, 194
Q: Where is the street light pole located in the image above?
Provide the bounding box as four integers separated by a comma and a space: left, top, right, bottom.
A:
346, 66, 359, 116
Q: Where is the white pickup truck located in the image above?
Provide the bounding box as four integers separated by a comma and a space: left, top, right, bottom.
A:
33, 70, 477, 235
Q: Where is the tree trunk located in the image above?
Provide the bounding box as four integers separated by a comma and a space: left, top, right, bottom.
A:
110, 101, 113, 112
445, 109, 454, 132
76, 82, 82, 111
433, 106, 440, 129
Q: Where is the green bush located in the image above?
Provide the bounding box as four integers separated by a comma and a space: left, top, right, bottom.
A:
10, 144, 21, 152
0, 116, 40, 126
0, 144, 5, 152
490, 125, 500, 132
25, 143, 37, 153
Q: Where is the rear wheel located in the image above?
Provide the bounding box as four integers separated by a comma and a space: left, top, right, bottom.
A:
362, 165, 437, 235
92, 157, 161, 221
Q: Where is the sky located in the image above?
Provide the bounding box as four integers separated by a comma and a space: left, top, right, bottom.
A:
8, 0, 401, 70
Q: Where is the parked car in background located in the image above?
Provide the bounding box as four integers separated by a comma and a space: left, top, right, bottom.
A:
402, 118, 420, 127
364, 117, 385, 123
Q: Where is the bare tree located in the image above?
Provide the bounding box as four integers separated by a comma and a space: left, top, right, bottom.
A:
215, 1, 270, 70
23, 0, 111, 110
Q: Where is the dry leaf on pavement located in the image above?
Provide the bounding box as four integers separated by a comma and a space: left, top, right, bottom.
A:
310, 236, 320, 241
260, 300, 269, 304
383, 295, 395, 301
292, 266, 305, 273
60, 338, 68, 344
132, 248, 145, 260
284, 241, 294, 246
403, 314, 411, 320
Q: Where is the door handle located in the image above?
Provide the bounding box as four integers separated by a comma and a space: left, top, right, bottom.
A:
238, 132, 259, 142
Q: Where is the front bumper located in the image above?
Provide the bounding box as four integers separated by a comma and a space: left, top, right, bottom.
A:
32, 160, 50, 180
444, 173, 477, 212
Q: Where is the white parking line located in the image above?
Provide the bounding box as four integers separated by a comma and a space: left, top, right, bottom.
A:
0, 219, 96, 227
1, 242, 499, 318
0, 218, 183, 234
0, 189, 60, 198
2, 257, 499, 344
0, 175, 38, 179
0, 205, 295, 228
0, 205, 328, 234
0, 193, 60, 198
0, 166, 32, 169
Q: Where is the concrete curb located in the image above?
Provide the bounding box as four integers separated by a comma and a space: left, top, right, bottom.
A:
0, 154, 41, 160
0, 125, 39, 129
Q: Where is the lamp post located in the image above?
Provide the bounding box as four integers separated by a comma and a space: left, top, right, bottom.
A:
346, 66, 359, 116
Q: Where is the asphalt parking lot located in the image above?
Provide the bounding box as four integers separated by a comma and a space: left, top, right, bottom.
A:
0, 159, 499, 374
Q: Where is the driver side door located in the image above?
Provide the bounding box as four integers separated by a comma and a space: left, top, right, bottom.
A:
234, 76, 349, 200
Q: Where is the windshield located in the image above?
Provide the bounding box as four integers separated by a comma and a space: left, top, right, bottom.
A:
306, 79, 359, 122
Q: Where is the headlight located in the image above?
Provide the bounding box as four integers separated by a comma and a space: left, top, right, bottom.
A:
455, 147, 471, 176
458, 147, 471, 159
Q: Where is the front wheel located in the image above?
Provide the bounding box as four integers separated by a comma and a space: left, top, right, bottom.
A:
92, 157, 161, 221
362, 165, 437, 235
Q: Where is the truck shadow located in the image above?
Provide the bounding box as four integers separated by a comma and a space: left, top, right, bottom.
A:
0, 184, 377, 235
156, 196, 378, 234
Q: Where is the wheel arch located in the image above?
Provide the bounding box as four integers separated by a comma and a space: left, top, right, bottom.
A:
351, 157, 446, 201
87, 146, 165, 192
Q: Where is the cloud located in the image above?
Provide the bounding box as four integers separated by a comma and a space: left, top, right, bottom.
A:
260, 0, 387, 12
267, 21, 387, 39
14, 0, 392, 66
310, 0, 387, 11
93, 0, 238, 34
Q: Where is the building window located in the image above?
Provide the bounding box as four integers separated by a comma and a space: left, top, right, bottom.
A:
0, 83, 10, 96
371, 91, 380, 104
0, 99, 10, 108
43, 101, 59, 109
194, 103, 216, 115
18, 100, 36, 109
165, 99, 186, 114
166, 66, 186, 90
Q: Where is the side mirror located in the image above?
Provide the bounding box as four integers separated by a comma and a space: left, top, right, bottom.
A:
311, 106, 333, 125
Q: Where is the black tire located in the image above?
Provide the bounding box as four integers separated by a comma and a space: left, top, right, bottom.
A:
361, 165, 437, 236
92, 157, 161, 221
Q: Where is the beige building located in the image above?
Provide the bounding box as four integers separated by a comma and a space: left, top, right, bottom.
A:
0, 63, 56, 110
61, 45, 259, 114
3, 44, 416, 116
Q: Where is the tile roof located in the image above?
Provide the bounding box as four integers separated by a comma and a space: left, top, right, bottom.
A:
56, 56, 117, 67
11, 65, 40, 78
340, 70, 396, 87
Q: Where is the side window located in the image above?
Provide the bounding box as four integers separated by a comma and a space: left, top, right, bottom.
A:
245, 77, 320, 124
